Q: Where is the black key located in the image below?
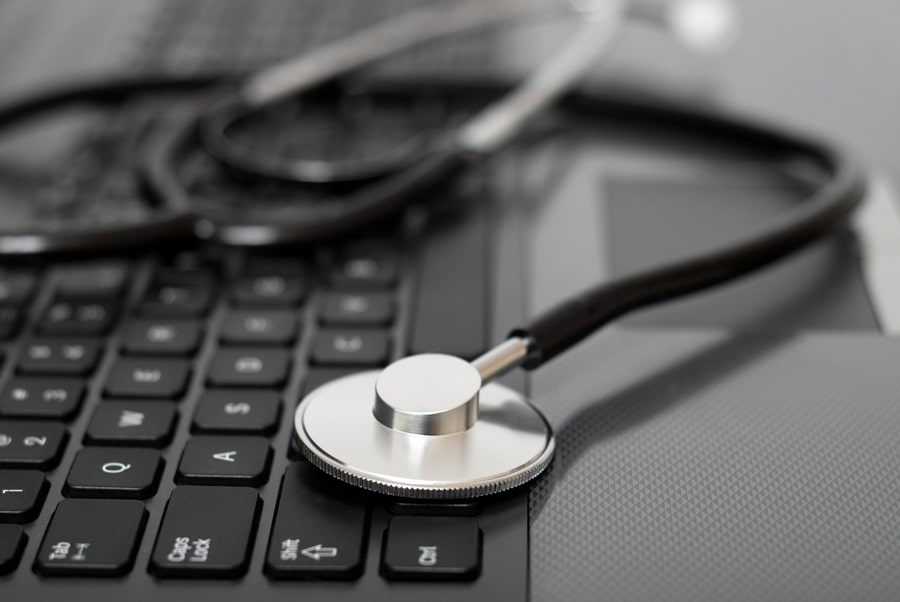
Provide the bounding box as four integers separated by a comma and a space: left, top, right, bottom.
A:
0, 470, 47, 523
207, 348, 290, 387
55, 261, 129, 300
0, 421, 67, 469
176, 436, 271, 486
18, 338, 101, 375
301, 368, 359, 397
0, 306, 22, 341
0, 378, 84, 419
329, 241, 399, 289
0, 524, 25, 575
105, 358, 191, 399
265, 463, 368, 579
158, 251, 219, 281
64, 448, 162, 499
230, 274, 306, 307
34, 499, 146, 576
409, 202, 487, 359
0, 271, 36, 305
39, 301, 116, 336
320, 291, 393, 326
220, 310, 298, 345
122, 319, 202, 356
141, 283, 213, 317
192, 390, 280, 435
243, 256, 307, 276
150, 486, 260, 577
85, 402, 177, 447
382, 516, 481, 581
311, 330, 390, 366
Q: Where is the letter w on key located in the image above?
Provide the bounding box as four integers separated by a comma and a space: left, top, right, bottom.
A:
118, 411, 145, 428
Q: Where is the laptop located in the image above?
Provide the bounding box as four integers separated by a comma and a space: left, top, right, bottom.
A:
1, 1, 899, 600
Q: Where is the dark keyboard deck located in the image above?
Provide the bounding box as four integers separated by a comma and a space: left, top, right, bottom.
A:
0, 240, 528, 601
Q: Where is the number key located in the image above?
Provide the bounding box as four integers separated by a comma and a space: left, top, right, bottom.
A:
0, 421, 68, 469
0, 378, 84, 420
18, 338, 101, 375
0, 470, 47, 523
105, 358, 191, 399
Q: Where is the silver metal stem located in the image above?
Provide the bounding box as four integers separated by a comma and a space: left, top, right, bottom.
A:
454, 0, 627, 155
471, 337, 533, 382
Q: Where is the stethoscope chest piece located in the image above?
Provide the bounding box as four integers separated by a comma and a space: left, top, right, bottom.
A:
294, 354, 555, 499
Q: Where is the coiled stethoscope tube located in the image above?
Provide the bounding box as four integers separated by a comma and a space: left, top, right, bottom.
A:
0, 0, 867, 497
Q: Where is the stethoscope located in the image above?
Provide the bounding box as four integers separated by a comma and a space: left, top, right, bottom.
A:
0, 0, 866, 497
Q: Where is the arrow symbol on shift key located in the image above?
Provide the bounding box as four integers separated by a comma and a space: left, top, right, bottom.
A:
301, 544, 338, 560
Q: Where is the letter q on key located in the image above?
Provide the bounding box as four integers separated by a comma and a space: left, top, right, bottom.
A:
102, 462, 132, 474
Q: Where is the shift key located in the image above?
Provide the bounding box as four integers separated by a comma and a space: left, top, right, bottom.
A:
150, 486, 260, 578
265, 463, 368, 579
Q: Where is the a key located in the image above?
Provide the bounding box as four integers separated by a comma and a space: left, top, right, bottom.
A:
265, 463, 368, 579
55, 261, 129, 300
64, 447, 163, 499
150, 486, 260, 577
319, 291, 394, 326
220, 309, 298, 345
34, 499, 146, 576
230, 274, 307, 307
141, 283, 213, 317
0, 524, 25, 575
176, 436, 271, 486
0, 470, 47, 523
0, 421, 67, 469
0, 271, 37, 305
310, 330, 390, 366
85, 402, 177, 447
381, 516, 481, 581
122, 319, 202, 356
39, 301, 116, 336
329, 241, 399, 289
105, 358, 191, 399
207, 348, 290, 387
17, 338, 101, 375
0, 378, 84, 420
192, 390, 280, 435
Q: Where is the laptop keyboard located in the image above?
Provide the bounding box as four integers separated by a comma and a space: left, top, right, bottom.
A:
0, 236, 527, 597
0, 1, 529, 599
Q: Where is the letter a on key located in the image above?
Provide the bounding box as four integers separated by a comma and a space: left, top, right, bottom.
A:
213, 451, 237, 462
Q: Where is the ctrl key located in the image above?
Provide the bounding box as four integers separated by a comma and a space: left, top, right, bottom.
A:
34, 499, 147, 576
382, 516, 482, 581
150, 486, 260, 578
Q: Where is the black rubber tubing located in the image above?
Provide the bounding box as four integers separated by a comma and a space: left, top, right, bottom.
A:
510, 92, 866, 369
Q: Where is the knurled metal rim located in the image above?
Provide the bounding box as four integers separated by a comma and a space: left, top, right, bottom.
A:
294, 372, 556, 499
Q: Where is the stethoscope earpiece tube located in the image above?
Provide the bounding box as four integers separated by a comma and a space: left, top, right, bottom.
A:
509, 99, 866, 370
